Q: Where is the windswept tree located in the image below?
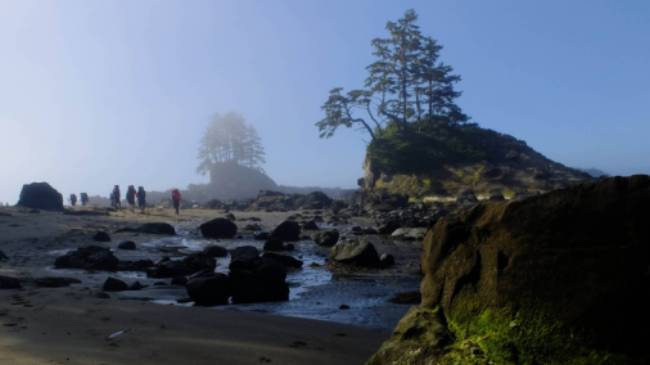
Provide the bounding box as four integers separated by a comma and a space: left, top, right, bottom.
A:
197, 113, 266, 175
316, 9, 467, 140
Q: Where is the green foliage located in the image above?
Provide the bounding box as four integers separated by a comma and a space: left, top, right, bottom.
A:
197, 112, 266, 175
317, 9, 467, 140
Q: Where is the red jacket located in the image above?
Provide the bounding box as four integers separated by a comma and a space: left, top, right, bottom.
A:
171, 190, 181, 202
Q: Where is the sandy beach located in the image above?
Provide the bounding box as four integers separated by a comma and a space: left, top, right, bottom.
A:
0, 206, 396, 365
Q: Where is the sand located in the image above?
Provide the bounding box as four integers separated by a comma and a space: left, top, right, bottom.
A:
0, 206, 388, 365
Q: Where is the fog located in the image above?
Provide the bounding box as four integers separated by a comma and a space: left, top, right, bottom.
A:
1, 0, 649, 204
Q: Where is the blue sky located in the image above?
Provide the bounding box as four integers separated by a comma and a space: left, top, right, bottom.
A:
0, 0, 648, 203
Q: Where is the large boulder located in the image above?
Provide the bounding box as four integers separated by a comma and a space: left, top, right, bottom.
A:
146, 253, 215, 278
0, 276, 21, 289
229, 257, 289, 304
54, 246, 119, 271
138, 223, 176, 235
270, 220, 301, 241
301, 191, 333, 209
16, 182, 64, 211
368, 176, 650, 365
330, 239, 381, 268
312, 229, 340, 247
199, 218, 237, 239
186, 273, 231, 306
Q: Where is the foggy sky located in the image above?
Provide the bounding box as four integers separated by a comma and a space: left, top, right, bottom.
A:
1, 0, 649, 204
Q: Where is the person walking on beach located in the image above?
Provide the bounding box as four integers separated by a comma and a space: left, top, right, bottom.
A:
126, 185, 136, 209
136, 186, 146, 213
111, 185, 121, 209
171, 188, 181, 215
69, 193, 77, 207
80, 192, 89, 206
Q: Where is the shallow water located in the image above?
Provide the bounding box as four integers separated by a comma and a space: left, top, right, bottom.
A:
49, 227, 420, 330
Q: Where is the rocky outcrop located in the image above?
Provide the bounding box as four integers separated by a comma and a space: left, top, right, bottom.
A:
186, 274, 231, 306
54, 246, 119, 271
270, 221, 301, 241
247, 190, 334, 211
199, 218, 237, 239
330, 239, 381, 268
368, 176, 650, 365
16, 182, 64, 211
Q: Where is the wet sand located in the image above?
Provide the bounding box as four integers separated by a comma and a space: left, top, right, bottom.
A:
0, 206, 397, 364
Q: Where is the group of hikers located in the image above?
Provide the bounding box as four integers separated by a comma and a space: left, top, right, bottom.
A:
108, 185, 183, 215
68, 192, 89, 207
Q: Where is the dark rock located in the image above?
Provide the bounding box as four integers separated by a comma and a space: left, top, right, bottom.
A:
55, 246, 119, 271
129, 281, 145, 290
229, 257, 289, 304
16, 182, 64, 211
202, 245, 228, 258
102, 277, 128, 292
96, 292, 110, 299
33, 277, 81, 288
263, 238, 292, 251
138, 223, 176, 235
370, 176, 650, 365
243, 223, 263, 231
117, 241, 136, 250
339, 304, 350, 310
224, 213, 236, 221
270, 220, 301, 241
302, 220, 319, 230
263, 252, 303, 269
302, 191, 333, 209
199, 218, 237, 239
379, 253, 395, 268
186, 273, 231, 306
93, 231, 111, 242
388, 291, 421, 304
0, 250, 8, 261
146, 253, 215, 278
229, 246, 260, 271
377, 220, 401, 235
0, 275, 21, 289
171, 276, 187, 286
312, 229, 340, 247
330, 240, 381, 268
117, 259, 154, 271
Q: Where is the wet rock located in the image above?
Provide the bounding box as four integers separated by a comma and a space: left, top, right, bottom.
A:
263, 252, 303, 269
229, 246, 260, 271
199, 218, 237, 239
312, 229, 340, 247
263, 238, 293, 251
146, 253, 216, 278
330, 239, 381, 268
230, 257, 289, 304
270, 220, 301, 241
117, 241, 136, 250
388, 291, 421, 304
16, 182, 64, 211
116, 259, 154, 271
186, 273, 231, 306
377, 219, 401, 235
339, 304, 350, 310
129, 281, 145, 290
93, 231, 111, 242
102, 277, 128, 292
33, 277, 81, 288
202, 245, 228, 258
0, 275, 21, 289
138, 223, 176, 235
171, 276, 187, 286
55, 246, 119, 271
379, 253, 395, 268
391, 227, 427, 241
0, 250, 8, 261
302, 220, 319, 230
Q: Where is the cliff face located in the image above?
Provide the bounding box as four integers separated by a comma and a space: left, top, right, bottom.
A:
368, 176, 650, 365
362, 124, 590, 199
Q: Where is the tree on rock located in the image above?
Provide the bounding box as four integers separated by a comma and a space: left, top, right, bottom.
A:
197, 113, 266, 174
316, 9, 467, 140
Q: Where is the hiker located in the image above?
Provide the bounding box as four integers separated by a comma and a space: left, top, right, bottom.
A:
126, 185, 136, 209
136, 186, 146, 213
171, 188, 181, 215
111, 185, 121, 209
80, 192, 89, 206
70, 193, 77, 207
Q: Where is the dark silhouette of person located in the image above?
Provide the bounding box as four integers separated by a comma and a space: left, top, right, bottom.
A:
80, 193, 89, 206
137, 186, 146, 213
126, 185, 136, 209
171, 189, 181, 215
70, 194, 77, 207
111, 185, 121, 209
